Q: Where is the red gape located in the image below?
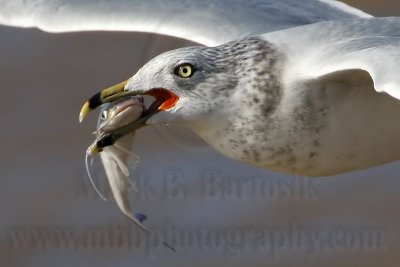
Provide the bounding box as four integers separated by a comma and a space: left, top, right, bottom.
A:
147, 88, 179, 111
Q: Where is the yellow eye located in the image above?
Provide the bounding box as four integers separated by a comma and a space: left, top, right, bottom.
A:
175, 63, 194, 78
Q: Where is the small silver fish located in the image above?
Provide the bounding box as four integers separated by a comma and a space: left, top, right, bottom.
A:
85, 96, 174, 251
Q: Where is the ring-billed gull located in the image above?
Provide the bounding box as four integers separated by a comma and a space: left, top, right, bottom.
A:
2, 0, 397, 254
82, 17, 400, 177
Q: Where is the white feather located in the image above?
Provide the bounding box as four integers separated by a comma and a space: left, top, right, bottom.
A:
0, 0, 370, 46
264, 17, 400, 100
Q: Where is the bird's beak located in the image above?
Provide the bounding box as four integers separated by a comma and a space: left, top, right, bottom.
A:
79, 80, 179, 123
80, 80, 179, 153
79, 80, 129, 123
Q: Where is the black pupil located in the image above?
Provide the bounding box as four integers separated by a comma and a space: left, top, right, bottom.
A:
182, 67, 188, 73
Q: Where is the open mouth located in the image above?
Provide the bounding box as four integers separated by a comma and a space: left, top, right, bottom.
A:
80, 86, 179, 152
142, 88, 179, 116
102, 88, 179, 130
79, 85, 179, 122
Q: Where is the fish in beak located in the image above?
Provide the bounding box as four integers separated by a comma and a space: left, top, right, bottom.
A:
79, 79, 179, 122
84, 95, 175, 252
80, 80, 179, 152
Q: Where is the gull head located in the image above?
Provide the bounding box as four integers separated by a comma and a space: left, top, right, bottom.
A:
79, 37, 283, 150
123, 44, 242, 128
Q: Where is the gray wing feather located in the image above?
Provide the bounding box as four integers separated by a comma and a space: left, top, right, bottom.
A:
0, 0, 371, 45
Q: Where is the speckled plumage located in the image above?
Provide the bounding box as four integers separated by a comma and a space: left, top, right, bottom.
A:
182, 37, 329, 175
126, 37, 325, 175
125, 19, 400, 177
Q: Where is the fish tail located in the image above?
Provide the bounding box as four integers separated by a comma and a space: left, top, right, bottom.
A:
124, 212, 176, 252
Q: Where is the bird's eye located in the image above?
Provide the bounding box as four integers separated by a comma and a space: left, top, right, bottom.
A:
174, 63, 195, 78
100, 110, 108, 120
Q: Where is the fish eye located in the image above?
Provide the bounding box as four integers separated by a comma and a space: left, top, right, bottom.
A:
174, 63, 195, 78
100, 110, 108, 120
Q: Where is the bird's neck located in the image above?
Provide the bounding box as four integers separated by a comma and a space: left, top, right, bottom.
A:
190, 60, 287, 171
